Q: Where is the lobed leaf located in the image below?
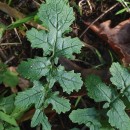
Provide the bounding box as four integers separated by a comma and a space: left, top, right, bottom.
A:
26, 29, 54, 55
54, 66, 83, 94
26, 0, 83, 59
47, 92, 70, 114
54, 37, 82, 59
31, 109, 51, 130
107, 99, 130, 130
38, 0, 74, 33
15, 81, 45, 109
26, 28, 82, 59
17, 57, 51, 81
85, 75, 112, 102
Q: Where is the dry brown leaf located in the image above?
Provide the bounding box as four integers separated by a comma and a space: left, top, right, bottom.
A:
84, 18, 130, 66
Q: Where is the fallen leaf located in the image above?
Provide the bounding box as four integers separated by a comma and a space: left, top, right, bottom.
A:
84, 18, 130, 66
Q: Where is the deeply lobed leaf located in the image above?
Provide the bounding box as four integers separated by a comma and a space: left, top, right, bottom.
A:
26, 29, 54, 55
54, 37, 82, 59
26, 29, 82, 59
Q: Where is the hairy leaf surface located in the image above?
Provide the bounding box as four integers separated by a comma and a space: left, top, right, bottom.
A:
15, 81, 45, 109
26, 29, 54, 55
85, 75, 112, 102
47, 92, 70, 114
26, 29, 82, 59
31, 109, 51, 130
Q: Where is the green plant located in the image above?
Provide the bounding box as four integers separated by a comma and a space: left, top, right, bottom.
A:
70, 62, 130, 130
0, 0, 83, 129
13, 0, 83, 130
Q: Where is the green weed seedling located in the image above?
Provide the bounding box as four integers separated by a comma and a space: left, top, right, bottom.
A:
70, 63, 130, 130
15, 0, 83, 130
